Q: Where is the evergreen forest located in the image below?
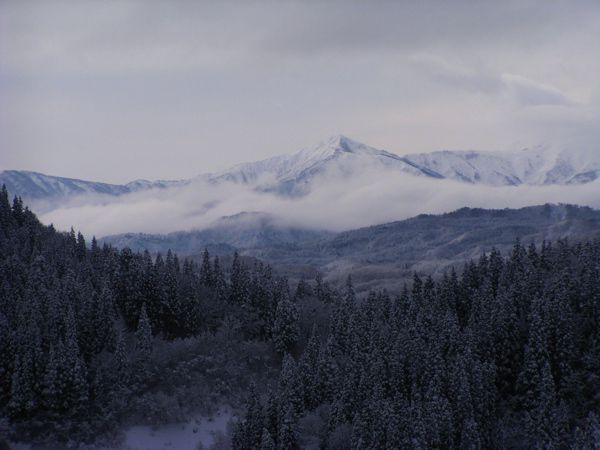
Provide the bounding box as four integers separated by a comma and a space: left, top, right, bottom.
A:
1, 186, 599, 449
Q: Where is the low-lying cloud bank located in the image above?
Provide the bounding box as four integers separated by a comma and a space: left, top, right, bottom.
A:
37, 169, 600, 238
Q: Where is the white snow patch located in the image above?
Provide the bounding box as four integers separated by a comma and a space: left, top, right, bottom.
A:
121, 407, 233, 450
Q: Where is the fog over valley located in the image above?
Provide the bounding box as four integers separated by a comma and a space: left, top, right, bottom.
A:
36, 164, 600, 238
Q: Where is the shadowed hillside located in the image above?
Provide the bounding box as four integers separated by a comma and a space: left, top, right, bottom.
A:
104, 204, 600, 291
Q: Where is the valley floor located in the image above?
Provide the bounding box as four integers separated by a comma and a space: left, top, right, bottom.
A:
120, 406, 233, 450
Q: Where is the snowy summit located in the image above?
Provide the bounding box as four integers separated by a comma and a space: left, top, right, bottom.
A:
1, 135, 599, 202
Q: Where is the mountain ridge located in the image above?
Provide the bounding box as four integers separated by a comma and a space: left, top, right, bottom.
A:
102, 203, 600, 291
2, 135, 599, 202
0, 169, 189, 200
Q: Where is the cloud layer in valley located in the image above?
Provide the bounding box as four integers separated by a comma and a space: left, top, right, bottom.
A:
38, 169, 600, 238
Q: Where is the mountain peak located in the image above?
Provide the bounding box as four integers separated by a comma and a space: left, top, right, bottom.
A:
302, 135, 375, 161
325, 134, 359, 151
326, 134, 371, 152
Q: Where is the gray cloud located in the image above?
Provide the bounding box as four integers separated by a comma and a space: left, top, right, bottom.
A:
1, 0, 600, 183
410, 55, 576, 106
502, 75, 576, 107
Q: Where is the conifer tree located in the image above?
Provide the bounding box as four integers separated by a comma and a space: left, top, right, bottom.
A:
239, 382, 263, 449
298, 325, 320, 410
460, 418, 481, 450
8, 353, 36, 418
408, 396, 428, 450
272, 289, 299, 354
315, 337, 337, 404
277, 402, 298, 450
135, 304, 153, 361
279, 354, 302, 417
41, 346, 60, 417
314, 272, 332, 303
260, 427, 276, 450
75, 232, 87, 261
518, 297, 551, 410
0, 185, 12, 231
294, 278, 312, 299
113, 328, 128, 376
584, 412, 600, 449
199, 248, 212, 287
263, 389, 280, 445
212, 255, 227, 301
0, 313, 13, 404
59, 308, 89, 415
230, 252, 249, 304
11, 196, 24, 226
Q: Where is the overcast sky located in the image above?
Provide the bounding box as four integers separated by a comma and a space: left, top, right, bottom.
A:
1, 0, 599, 183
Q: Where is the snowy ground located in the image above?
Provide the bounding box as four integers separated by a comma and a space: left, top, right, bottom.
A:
122, 407, 233, 450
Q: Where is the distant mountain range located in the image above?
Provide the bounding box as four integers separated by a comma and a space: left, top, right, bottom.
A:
103, 204, 600, 292
5, 136, 600, 280
103, 211, 334, 257
3, 135, 599, 202
0, 170, 187, 200
211, 136, 600, 193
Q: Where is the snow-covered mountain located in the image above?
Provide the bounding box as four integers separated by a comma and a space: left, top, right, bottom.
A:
0, 170, 187, 201
209, 135, 442, 195
2, 135, 599, 203
404, 145, 600, 186
209, 136, 600, 192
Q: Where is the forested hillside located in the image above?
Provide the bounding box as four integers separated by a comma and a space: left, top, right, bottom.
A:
103, 204, 600, 294
0, 186, 323, 446
1, 185, 600, 448
233, 240, 600, 449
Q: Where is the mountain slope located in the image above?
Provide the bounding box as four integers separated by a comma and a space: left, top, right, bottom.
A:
103, 204, 600, 291
404, 145, 600, 186
0, 170, 187, 201
0, 170, 131, 199
212, 137, 600, 191
318, 203, 600, 263
102, 212, 334, 256
209, 135, 442, 195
